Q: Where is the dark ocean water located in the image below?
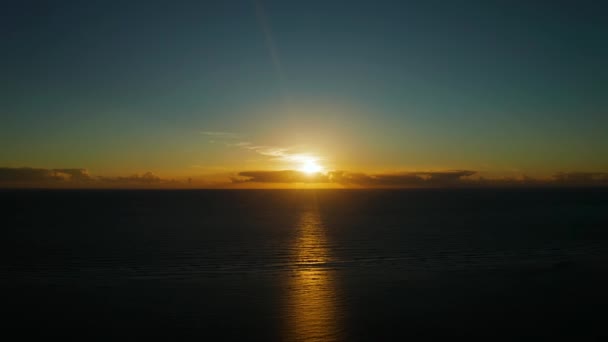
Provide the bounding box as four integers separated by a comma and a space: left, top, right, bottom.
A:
2, 189, 608, 339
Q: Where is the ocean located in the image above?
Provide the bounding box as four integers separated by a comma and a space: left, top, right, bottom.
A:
2, 189, 608, 338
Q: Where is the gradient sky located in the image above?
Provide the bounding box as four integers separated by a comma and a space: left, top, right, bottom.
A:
1, 0, 607, 184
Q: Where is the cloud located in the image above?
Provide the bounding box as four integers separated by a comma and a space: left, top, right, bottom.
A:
2, 167, 608, 189
233, 169, 608, 187
0, 167, 176, 188
233, 142, 288, 158
331, 170, 478, 187
53, 169, 92, 181
230, 141, 323, 170
235, 170, 329, 183
97, 172, 162, 184
202, 132, 321, 167
200, 131, 241, 139
234, 170, 476, 187
0, 167, 91, 183
328, 170, 477, 187
553, 172, 608, 185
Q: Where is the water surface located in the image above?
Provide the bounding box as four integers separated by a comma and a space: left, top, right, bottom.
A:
2, 189, 608, 338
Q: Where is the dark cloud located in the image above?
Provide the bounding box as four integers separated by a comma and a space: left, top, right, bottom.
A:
53, 169, 92, 181
235, 170, 477, 187
553, 172, 608, 185
0, 167, 91, 183
0, 167, 59, 182
0, 168, 171, 188
234, 169, 608, 188
2, 167, 608, 188
98, 172, 162, 184
327, 170, 476, 187
235, 170, 329, 183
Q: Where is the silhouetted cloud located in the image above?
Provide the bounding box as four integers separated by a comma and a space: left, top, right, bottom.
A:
0, 167, 175, 188
327, 170, 476, 187
235, 170, 476, 187
553, 172, 608, 185
232, 169, 608, 187
2, 167, 608, 189
0, 167, 91, 183
235, 170, 329, 183
98, 172, 162, 184
53, 169, 92, 181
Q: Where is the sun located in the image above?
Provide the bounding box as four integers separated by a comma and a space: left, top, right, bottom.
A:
298, 158, 324, 174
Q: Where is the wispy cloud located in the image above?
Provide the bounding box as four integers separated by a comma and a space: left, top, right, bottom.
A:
204, 132, 322, 166
200, 131, 242, 139
232, 142, 315, 163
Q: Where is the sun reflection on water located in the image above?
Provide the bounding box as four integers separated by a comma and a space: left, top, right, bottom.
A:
283, 200, 341, 342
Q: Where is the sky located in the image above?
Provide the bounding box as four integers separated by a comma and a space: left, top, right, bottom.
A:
1, 0, 607, 187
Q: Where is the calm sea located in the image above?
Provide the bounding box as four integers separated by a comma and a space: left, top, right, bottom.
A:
2, 189, 608, 338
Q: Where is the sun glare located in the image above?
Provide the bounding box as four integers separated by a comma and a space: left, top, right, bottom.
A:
298, 158, 324, 174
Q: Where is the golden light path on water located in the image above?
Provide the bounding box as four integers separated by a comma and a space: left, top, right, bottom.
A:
283, 197, 341, 342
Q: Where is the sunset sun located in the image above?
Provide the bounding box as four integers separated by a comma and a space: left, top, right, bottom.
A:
298, 158, 324, 174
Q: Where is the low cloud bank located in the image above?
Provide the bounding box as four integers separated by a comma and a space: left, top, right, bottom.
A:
553, 172, 608, 185
1, 167, 607, 188
97, 172, 162, 184
328, 170, 476, 187
0, 168, 91, 182
0, 167, 176, 188
235, 170, 608, 188
234, 170, 329, 183
235, 170, 476, 187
